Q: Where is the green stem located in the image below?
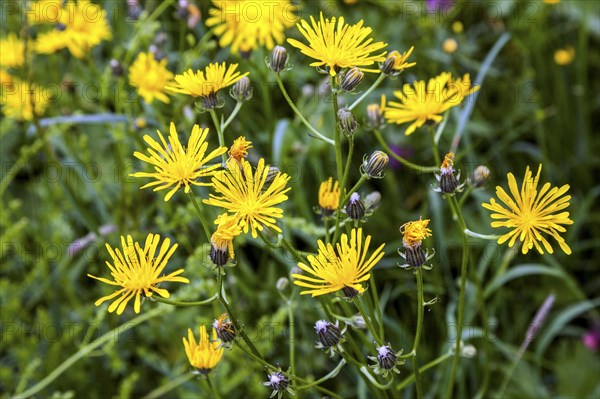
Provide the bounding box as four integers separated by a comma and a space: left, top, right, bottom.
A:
205, 375, 221, 399
187, 191, 212, 240
154, 294, 218, 307
348, 74, 386, 111
208, 109, 227, 164
354, 297, 384, 347
374, 130, 436, 173
396, 353, 452, 391
341, 175, 368, 206
277, 231, 305, 263
464, 229, 500, 240
457, 185, 474, 209
14, 307, 168, 399
412, 269, 425, 399
324, 218, 331, 244
333, 134, 354, 244
369, 273, 384, 340
222, 101, 243, 132
296, 359, 346, 389
445, 196, 469, 399
275, 74, 334, 145
288, 298, 296, 379
216, 271, 263, 360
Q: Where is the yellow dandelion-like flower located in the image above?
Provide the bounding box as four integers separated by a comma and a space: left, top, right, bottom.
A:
287, 12, 387, 76
57, 0, 112, 59
1, 80, 49, 121
385, 72, 480, 135
0, 33, 25, 68
183, 325, 224, 374
131, 122, 228, 202
554, 45, 575, 66
204, 158, 291, 238
482, 164, 573, 255
34, 29, 70, 55
129, 52, 174, 104
318, 177, 341, 212
206, 0, 298, 54
386, 47, 417, 72
401, 219, 432, 247
229, 136, 253, 162
88, 234, 189, 315
211, 213, 243, 259
166, 62, 249, 105
292, 228, 385, 297
27, 0, 62, 24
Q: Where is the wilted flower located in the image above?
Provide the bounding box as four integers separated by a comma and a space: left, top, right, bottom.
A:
368, 344, 404, 377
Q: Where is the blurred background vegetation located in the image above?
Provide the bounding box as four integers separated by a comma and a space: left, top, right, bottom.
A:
1, 0, 599, 398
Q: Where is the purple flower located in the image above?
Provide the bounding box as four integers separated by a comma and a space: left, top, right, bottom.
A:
582, 324, 600, 352
426, 0, 454, 11
388, 145, 414, 170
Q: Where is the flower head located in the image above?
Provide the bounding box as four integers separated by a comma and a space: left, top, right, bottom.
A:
0, 33, 24, 68
385, 72, 479, 135
380, 47, 416, 75
34, 29, 70, 54
131, 123, 227, 201
129, 52, 173, 104
166, 62, 249, 108
399, 218, 434, 269
183, 325, 224, 374
292, 228, 385, 297
210, 213, 243, 265
1, 80, 49, 121
213, 313, 236, 344
554, 45, 575, 66
55, 0, 112, 58
27, 0, 62, 24
366, 95, 386, 129
482, 164, 573, 255
229, 136, 253, 162
88, 234, 189, 315
206, 0, 298, 54
314, 319, 346, 357
262, 369, 293, 399
287, 13, 387, 76
368, 344, 404, 377
204, 158, 291, 238
318, 177, 341, 213
434, 152, 464, 195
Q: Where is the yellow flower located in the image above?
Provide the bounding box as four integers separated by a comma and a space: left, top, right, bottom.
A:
554, 45, 575, 66
211, 213, 243, 259
34, 30, 69, 54
1, 80, 49, 121
401, 219, 432, 247
27, 0, 62, 24
482, 164, 573, 255
287, 12, 387, 76
183, 325, 224, 374
204, 158, 291, 238
543, 0, 560, 4
166, 62, 248, 101
206, 0, 298, 54
0, 70, 13, 86
385, 47, 416, 72
88, 234, 189, 315
57, 0, 112, 58
366, 95, 386, 128
0, 33, 24, 68
385, 72, 479, 135
318, 178, 341, 212
292, 228, 385, 297
131, 122, 228, 202
229, 136, 253, 162
129, 52, 173, 104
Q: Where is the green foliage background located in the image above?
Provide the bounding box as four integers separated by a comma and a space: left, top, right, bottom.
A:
1, 0, 599, 398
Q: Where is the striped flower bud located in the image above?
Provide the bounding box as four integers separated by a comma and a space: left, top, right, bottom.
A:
346, 192, 365, 220
230, 76, 253, 102
362, 151, 389, 179
341, 67, 364, 92
269, 45, 288, 72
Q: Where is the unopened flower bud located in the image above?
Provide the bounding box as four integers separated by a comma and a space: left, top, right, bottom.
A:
362, 151, 389, 179
213, 314, 236, 343
364, 191, 381, 211
337, 108, 358, 136
435, 152, 464, 195
366, 102, 384, 129
109, 59, 123, 77
341, 67, 364, 91
262, 371, 292, 398
276, 277, 289, 291
269, 45, 288, 72
346, 192, 365, 220
315, 320, 342, 348
470, 165, 490, 188
443, 38, 458, 54
265, 166, 281, 185
380, 54, 397, 75
230, 76, 253, 102
349, 314, 366, 329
